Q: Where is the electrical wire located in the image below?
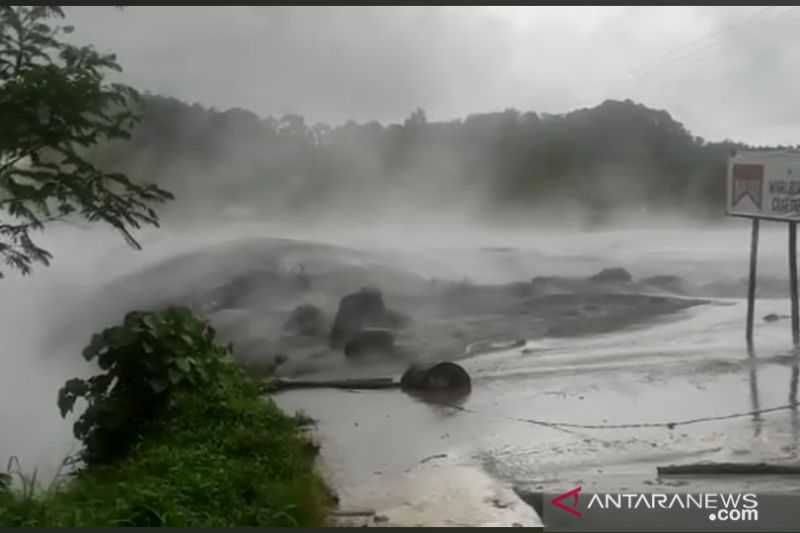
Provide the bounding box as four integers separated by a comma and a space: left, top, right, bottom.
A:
439, 400, 799, 431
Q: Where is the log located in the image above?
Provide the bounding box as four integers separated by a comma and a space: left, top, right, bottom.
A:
269, 377, 399, 391
657, 462, 800, 476
266, 361, 472, 394
330, 508, 377, 517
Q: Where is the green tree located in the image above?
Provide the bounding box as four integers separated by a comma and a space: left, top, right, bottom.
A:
0, 6, 172, 277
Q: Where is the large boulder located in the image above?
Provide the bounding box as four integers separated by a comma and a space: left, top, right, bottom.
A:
589, 267, 632, 284
400, 362, 471, 394
344, 328, 395, 358
283, 304, 326, 337
330, 287, 407, 348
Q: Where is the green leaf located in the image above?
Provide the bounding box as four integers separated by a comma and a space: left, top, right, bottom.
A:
167, 367, 183, 386
174, 357, 191, 373
147, 377, 168, 394
180, 333, 195, 347
82, 334, 104, 361
141, 314, 158, 333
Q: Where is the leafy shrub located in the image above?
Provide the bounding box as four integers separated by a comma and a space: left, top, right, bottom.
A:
57, 306, 233, 465
1, 363, 331, 527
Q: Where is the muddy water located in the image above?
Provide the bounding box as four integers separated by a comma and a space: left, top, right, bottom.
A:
272, 221, 800, 526
275, 300, 800, 526
3, 219, 800, 525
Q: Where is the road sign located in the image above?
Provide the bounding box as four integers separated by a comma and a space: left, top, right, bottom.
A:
728, 150, 800, 348
727, 150, 800, 221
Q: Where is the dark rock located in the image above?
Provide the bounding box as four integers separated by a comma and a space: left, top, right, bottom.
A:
331, 287, 385, 348
344, 328, 395, 358
283, 304, 327, 337
330, 287, 407, 348
589, 267, 632, 283
400, 362, 471, 393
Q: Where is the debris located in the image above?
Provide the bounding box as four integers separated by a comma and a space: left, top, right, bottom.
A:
344, 328, 395, 359
330, 287, 408, 349
657, 462, 800, 476
331, 509, 377, 517
419, 453, 448, 464
400, 362, 471, 393
267, 377, 399, 391
489, 497, 513, 509
373, 515, 389, 523
589, 267, 632, 283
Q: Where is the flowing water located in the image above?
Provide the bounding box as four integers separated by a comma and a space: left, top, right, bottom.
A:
2, 218, 799, 525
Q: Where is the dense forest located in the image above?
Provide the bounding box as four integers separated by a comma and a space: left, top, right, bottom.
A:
87, 96, 788, 226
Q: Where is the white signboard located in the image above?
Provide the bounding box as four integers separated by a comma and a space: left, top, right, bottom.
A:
727, 150, 800, 221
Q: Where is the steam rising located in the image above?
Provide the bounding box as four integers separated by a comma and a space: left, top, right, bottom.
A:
5, 5, 800, 490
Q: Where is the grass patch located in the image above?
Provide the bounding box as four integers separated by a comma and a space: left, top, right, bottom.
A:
0, 368, 332, 526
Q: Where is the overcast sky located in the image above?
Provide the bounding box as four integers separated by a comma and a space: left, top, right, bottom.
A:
65, 5, 800, 145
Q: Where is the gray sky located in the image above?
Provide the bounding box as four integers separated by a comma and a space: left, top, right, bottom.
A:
66, 5, 800, 145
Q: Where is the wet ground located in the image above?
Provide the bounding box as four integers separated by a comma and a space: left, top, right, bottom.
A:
268, 220, 800, 529
275, 298, 800, 525
4, 220, 800, 526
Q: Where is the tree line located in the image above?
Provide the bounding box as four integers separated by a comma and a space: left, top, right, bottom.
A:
87, 95, 786, 225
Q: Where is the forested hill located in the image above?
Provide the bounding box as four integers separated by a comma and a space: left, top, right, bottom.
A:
87, 96, 780, 225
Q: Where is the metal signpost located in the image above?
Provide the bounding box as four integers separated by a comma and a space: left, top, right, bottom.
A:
727, 150, 800, 346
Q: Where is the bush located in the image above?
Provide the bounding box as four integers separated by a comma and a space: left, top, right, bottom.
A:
1, 306, 332, 526
57, 306, 233, 465
0, 373, 331, 526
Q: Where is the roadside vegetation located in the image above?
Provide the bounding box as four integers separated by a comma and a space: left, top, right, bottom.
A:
0, 307, 331, 526
2, 7, 331, 526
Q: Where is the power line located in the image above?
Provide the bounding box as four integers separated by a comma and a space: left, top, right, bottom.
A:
637, 7, 800, 98
631, 6, 779, 80
440, 400, 799, 431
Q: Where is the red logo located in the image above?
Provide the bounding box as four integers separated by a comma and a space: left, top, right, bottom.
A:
732, 163, 764, 209
550, 486, 583, 517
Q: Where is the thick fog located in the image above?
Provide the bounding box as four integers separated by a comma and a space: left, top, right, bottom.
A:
2, 216, 796, 482
66, 5, 800, 146
4, 6, 800, 487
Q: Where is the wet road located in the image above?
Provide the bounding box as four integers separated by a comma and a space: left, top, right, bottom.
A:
274, 298, 800, 526
5, 220, 800, 525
